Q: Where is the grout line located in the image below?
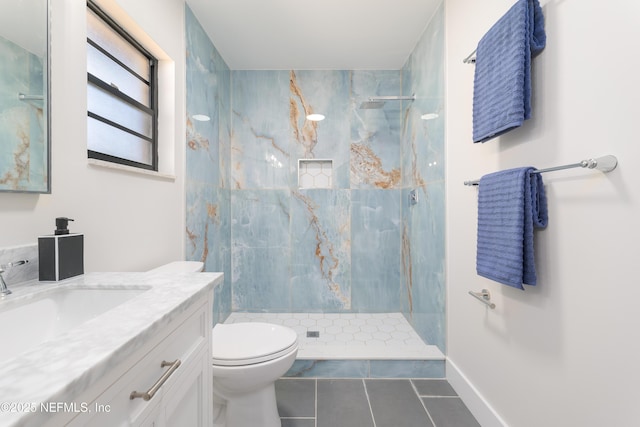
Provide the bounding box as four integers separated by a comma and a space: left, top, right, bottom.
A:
421, 395, 460, 399
362, 379, 378, 427
410, 379, 438, 427
278, 377, 467, 427
410, 379, 460, 398
282, 376, 449, 381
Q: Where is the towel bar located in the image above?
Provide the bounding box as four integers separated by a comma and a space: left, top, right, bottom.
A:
464, 155, 618, 186
469, 289, 496, 309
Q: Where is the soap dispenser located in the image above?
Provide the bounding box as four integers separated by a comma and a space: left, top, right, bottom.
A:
38, 217, 84, 281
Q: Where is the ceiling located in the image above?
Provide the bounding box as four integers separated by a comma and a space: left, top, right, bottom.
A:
185, 0, 441, 70
0, 0, 47, 56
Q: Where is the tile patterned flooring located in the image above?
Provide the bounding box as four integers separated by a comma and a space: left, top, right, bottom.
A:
275, 378, 481, 427
225, 313, 476, 424
225, 312, 444, 360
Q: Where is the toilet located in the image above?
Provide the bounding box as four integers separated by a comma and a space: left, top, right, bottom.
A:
211, 322, 298, 427
149, 261, 298, 427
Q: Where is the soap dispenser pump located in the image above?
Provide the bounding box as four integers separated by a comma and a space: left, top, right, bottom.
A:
55, 217, 74, 235
38, 217, 84, 281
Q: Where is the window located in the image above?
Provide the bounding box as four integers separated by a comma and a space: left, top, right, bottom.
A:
86, 1, 158, 170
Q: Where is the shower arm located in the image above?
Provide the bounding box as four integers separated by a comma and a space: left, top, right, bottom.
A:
367, 94, 416, 102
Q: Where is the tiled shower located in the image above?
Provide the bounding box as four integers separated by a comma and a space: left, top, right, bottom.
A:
184, 3, 445, 358
0, 35, 47, 192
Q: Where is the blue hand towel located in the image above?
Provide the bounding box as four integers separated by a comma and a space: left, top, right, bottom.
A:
476, 167, 548, 289
472, 0, 546, 143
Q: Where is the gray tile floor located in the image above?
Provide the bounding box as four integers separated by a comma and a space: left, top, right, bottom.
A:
275, 378, 481, 427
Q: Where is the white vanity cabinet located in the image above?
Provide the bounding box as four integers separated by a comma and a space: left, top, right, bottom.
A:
64, 292, 213, 427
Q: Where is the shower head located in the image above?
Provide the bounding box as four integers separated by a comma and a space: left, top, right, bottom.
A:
358, 94, 416, 109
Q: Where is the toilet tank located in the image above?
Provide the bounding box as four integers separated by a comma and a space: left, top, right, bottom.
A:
147, 261, 204, 273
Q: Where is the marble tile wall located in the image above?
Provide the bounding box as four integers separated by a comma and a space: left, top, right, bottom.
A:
184, 3, 445, 351
351, 189, 402, 312
0, 36, 47, 192
401, 3, 446, 352
185, 6, 231, 325
351, 70, 402, 189
229, 69, 406, 314
290, 189, 351, 311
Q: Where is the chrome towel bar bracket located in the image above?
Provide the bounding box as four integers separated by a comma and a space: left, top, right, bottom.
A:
469, 289, 496, 309
463, 48, 477, 64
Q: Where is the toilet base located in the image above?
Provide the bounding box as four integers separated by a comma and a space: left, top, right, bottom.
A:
220, 383, 281, 427
210, 323, 298, 427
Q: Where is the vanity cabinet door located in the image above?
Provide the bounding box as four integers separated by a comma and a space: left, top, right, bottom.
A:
65, 296, 212, 427
160, 345, 210, 426
135, 347, 209, 427
135, 408, 161, 427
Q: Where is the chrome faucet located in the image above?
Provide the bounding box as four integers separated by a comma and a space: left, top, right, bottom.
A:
0, 260, 29, 297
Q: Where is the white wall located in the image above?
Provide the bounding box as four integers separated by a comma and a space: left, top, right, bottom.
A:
0, 0, 186, 272
445, 0, 640, 426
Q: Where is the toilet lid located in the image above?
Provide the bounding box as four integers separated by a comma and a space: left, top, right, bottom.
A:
211, 322, 298, 366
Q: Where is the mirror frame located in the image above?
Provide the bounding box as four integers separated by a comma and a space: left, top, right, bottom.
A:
0, 0, 51, 194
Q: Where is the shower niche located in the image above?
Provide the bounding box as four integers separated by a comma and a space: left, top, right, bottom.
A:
298, 159, 333, 189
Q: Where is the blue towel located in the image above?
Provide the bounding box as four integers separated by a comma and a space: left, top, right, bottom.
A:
472, 0, 546, 143
476, 167, 548, 289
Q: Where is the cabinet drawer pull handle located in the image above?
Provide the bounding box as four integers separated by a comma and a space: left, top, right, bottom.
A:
130, 359, 182, 401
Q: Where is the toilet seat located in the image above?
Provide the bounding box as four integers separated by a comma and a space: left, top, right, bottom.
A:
212, 322, 298, 366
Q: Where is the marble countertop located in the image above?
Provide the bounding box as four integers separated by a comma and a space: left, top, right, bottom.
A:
0, 271, 222, 427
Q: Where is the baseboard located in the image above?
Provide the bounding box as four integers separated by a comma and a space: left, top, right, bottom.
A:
446, 358, 508, 427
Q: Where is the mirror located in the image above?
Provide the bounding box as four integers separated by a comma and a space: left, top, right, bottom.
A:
0, 0, 50, 193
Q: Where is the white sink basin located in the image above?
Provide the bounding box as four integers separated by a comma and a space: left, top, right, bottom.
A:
0, 287, 148, 363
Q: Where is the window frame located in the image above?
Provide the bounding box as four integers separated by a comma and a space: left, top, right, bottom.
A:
86, 0, 159, 171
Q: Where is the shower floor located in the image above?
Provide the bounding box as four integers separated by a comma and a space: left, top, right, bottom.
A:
224, 312, 444, 361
